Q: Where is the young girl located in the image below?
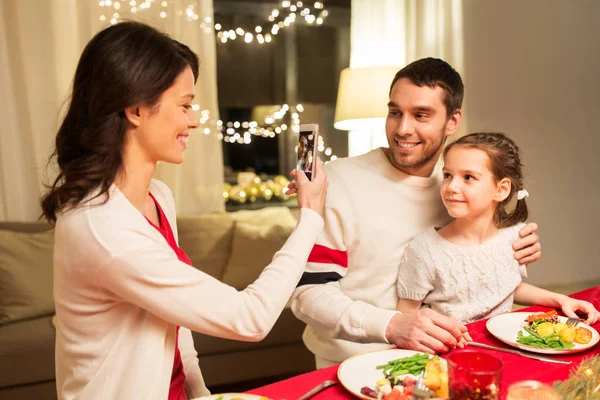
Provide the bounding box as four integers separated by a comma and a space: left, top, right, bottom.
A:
396, 132, 599, 325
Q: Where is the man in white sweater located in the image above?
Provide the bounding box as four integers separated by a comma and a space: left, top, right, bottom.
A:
290, 58, 542, 368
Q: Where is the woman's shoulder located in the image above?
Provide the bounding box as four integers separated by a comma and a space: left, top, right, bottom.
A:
56, 180, 173, 242
57, 187, 134, 233
149, 179, 173, 202
149, 179, 176, 219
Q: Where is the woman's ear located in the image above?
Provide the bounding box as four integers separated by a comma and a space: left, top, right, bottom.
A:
495, 178, 512, 202
124, 106, 141, 127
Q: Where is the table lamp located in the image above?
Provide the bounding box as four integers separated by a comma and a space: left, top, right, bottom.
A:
334, 66, 401, 155
333, 66, 400, 131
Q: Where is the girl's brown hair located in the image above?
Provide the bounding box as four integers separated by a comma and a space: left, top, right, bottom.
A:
443, 132, 528, 228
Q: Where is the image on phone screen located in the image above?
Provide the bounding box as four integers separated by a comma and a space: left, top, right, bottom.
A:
297, 127, 317, 180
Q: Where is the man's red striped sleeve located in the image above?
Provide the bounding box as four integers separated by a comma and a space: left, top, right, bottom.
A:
307, 244, 348, 268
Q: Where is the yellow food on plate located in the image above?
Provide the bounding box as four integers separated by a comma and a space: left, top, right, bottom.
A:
424, 357, 448, 398
553, 322, 568, 334
574, 326, 593, 344
536, 322, 555, 337
559, 326, 576, 343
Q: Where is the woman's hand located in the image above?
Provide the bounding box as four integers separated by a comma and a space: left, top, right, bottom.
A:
559, 297, 600, 325
286, 157, 327, 219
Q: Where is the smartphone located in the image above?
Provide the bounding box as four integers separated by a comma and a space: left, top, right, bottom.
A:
297, 124, 319, 181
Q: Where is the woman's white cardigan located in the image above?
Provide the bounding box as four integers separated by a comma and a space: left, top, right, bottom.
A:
53, 180, 323, 400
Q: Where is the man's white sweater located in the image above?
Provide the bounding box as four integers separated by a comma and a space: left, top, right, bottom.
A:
291, 148, 449, 363
54, 180, 324, 400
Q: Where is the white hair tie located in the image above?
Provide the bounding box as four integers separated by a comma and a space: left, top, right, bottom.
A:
517, 189, 529, 200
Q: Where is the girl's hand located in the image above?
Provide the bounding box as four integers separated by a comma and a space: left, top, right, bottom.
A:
559, 297, 600, 325
286, 157, 328, 219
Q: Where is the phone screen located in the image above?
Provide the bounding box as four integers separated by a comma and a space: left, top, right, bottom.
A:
297, 128, 316, 180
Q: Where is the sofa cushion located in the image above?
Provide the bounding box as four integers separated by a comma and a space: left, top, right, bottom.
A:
0, 229, 55, 324
176, 207, 298, 283
0, 316, 56, 387
222, 209, 297, 290
177, 213, 235, 280
229, 206, 297, 226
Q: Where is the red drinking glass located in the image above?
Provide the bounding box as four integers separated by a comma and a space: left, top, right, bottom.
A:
447, 350, 503, 400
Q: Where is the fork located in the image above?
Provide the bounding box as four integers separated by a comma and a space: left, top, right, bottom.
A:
412, 371, 434, 399
297, 380, 337, 400
566, 317, 581, 327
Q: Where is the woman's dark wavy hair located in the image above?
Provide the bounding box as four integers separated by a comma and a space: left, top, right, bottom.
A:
41, 21, 199, 224
443, 132, 528, 228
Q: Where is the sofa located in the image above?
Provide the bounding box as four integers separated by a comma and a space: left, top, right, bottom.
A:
0, 206, 314, 400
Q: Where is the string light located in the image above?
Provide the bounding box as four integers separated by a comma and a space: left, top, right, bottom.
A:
95, 2, 336, 157
190, 104, 336, 161
99, 1, 212, 33
98, 1, 329, 44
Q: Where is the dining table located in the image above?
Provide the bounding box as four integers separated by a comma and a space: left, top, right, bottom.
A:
246, 286, 600, 399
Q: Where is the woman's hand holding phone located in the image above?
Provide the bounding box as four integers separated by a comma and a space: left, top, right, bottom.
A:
286, 157, 327, 219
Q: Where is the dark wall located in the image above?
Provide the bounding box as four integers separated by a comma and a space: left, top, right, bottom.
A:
216, 23, 346, 106
215, 13, 287, 107
296, 25, 341, 104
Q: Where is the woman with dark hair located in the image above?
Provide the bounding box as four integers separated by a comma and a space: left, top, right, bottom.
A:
41, 22, 327, 400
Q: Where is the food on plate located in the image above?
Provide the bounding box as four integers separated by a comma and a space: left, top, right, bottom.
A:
361, 376, 416, 400
559, 326, 576, 343
535, 322, 555, 337
515, 311, 593, 349
424, 357, 448, 398
553, 322, 568, 334
360, 353, 448, 399
526, 310, 559, 323
376, 352, 430, 377
575, 326, 593, 344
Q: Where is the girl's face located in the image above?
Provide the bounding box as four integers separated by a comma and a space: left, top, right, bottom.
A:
441, 146, 510, 220
134, 66, 199, 164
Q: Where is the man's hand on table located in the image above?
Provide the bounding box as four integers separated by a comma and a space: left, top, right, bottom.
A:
513, 222, 541, 265
384, 308, 469, 354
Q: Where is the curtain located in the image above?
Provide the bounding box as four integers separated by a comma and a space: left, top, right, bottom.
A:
0, 0, 223, 222
347, 0, 466, 156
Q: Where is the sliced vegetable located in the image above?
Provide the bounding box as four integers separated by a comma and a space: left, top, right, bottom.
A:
536, 322, 555, 336
526, 310, 558, 322
553, 322, 568, 334
559, 327, 575, 343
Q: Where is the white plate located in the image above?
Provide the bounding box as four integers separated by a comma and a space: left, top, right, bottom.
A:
486, 312, 600, 354
191, 394, 268, 400
337, 348, 444, 400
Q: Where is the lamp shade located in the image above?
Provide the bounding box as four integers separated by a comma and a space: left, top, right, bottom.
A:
333, 66, 401, 131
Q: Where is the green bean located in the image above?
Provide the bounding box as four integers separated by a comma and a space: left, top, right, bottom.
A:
376, 353, 430, 377
517, 329, 575, 349
391, 369, 410, 376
